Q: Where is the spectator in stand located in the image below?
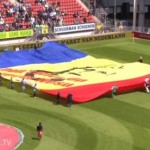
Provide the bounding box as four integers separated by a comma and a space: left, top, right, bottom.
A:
56, 3, 60, 13
44, 2, 50, 9
3, 1, 10, 9
40, 0, 46, 5
35, 0, 40, 5
50, 9, 57, 18
58, 18, 65, 26
88, 10, 92, 16
61, 11, 67, 16
30, 15, 36, 28
83, 17, 87, 23
74, 18, 80, 24
52, 2, 56, 11
7, 6, 15, 17
12, 21, 21, 30
88, 5, 95, 16
73, 11, 82, 19
13, 2, 20, 12
0, 17, 6, 31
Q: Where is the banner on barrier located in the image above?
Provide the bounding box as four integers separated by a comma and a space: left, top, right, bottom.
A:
0, 29, 33, 40
54, 23, 96, 34
133, 32, 150, 40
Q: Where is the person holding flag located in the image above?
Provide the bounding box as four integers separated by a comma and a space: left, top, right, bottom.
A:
10, 77, 14, 89
138, 56, 143, 63
56, 91, 61, 104
33, 83, 38, 98
111, 85, 118, 98
144, 78, 150, 93
67, 93, 73, 107
21, 78, 26, 92
0, 73, 2, 86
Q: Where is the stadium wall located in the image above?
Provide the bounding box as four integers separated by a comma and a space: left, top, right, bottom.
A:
133, 32, 150, 40
0, 32, 131, 52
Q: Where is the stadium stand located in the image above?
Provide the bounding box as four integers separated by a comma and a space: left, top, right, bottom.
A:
0, 0, 97, 32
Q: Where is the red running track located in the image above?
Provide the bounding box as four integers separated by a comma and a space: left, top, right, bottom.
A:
0, 124, 24, 150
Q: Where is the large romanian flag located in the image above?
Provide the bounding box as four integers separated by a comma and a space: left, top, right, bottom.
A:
0, 41, 150, 102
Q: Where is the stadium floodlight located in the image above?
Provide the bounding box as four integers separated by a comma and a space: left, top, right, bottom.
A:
114, 0, 117, 31
133, 0, 137, 31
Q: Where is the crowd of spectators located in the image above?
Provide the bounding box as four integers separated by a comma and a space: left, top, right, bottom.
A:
0, 0, 94, 32
0, 0, 65, 32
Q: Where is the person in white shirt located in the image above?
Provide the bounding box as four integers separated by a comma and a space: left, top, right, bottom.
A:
15, 46, 20, 51
33, 83, 38, 98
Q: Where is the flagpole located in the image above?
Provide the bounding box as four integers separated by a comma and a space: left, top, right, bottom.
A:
133, 0, 137, 44
132, 32, 135, 44
133, 0, 137, 31
114, 0, 117, 32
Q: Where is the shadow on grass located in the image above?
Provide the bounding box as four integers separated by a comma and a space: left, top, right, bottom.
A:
32, 137, 39, 140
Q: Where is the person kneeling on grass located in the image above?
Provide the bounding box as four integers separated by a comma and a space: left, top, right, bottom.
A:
111, 85, 118, 98
36, 122, 43, 140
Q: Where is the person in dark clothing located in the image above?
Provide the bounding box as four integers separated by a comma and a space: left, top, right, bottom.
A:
0, 73, 2, 86
10, 77, 14, 89
56, 91, 61, 104
138, 56, 143, 63
67, 93, 73, 107
34, 45, 37, 49
36, 122, 43, 140
33, 83, 38, 98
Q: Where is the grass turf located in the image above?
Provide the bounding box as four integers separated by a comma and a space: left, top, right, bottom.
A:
0, 37, 150, 150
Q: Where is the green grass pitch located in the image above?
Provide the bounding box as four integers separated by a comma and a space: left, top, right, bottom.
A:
0, 37, 150, 150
